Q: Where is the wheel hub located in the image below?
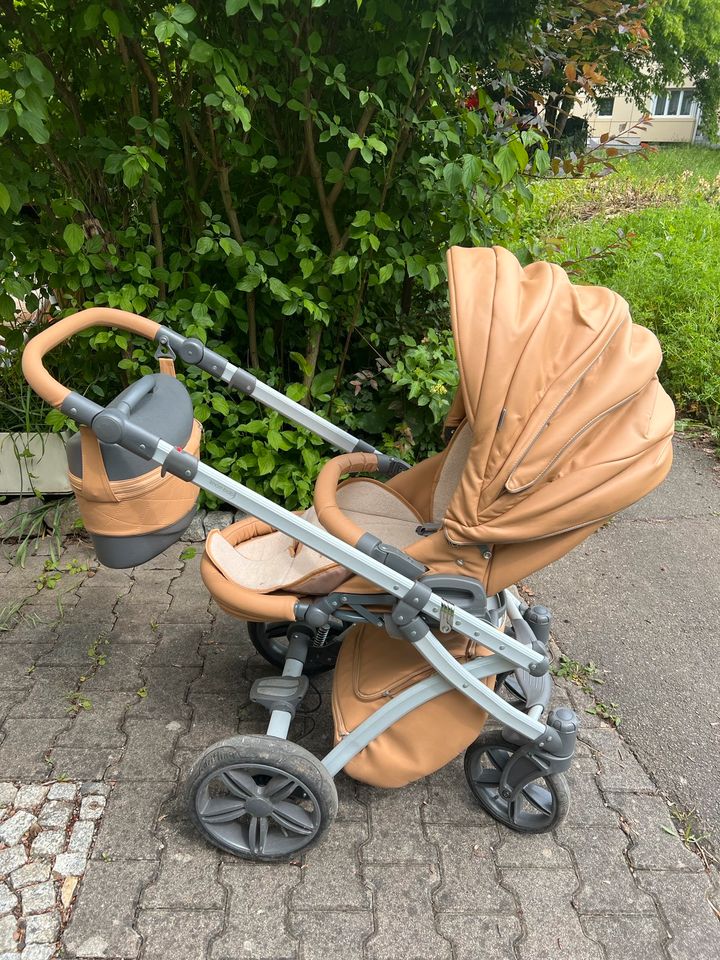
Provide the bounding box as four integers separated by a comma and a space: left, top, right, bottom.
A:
246, 796, 273, 817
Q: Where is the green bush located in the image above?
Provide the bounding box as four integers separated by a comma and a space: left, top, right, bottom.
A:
0, 0, 553, 506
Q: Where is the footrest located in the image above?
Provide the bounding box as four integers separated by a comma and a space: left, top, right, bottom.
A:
250, 675, 309, 717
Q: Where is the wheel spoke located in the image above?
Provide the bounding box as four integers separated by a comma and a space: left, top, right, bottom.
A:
506, 795, 520, 825
263, 774, 299, 802
522, 782, 554, 815
270, 800, 315, 836
248, 816, 269, 855
221, 769, 257, 800
486, 748, 512, 771
199, 796, 247, 824
472, 767, 502, 787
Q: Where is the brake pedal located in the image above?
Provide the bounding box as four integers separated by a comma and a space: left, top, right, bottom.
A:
250, 676, 309, 717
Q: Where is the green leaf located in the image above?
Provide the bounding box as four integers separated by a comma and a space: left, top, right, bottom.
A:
24, 54, 51, 85
378, 263, 393, 283
17, 110, 49, 144
0, 112, 9, 138
172, 3, 197, 23
196, 236, 214, 255
311, 367, 338, 398
290, 351, 312, 377
374, 211, 393, 230
300, 258, 314, 279
226, 0, 248, 12
0, 184, 10, 214
269, 277, 292, 301
219, 237, 242, 257
461, 154, 483, 189
493, 144, 518, 185
442, 163, 462, 192
63, 223, 85, 255
448, 222, 466, 245
102, 8, 120, 36
189, 40, 213, 62
377, 56, 396, 76
308, 31, 321, 54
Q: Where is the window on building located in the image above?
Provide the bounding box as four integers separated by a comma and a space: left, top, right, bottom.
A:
596, 97, 614, 116
653, 89, 695, 116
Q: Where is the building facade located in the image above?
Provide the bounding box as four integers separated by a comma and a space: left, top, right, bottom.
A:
578, 84, 701, 144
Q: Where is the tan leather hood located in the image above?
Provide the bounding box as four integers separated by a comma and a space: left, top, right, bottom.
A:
444, 246, 675, 546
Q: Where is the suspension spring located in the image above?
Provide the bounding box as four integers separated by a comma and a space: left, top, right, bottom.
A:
312, 624, 331, 647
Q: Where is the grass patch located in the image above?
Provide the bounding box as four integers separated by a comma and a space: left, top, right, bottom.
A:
531, 146, 720, 438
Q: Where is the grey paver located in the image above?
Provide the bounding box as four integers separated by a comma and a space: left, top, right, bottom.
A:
0, 784, 17, 808
78, 795, 105, 821
12, 786, 48, 810
364, 862, 451, 960
0, 846, 27, 877
38, 799, 72, 830
62, 861, 155, 959
105, 721, 178, 781
0, 719, 69, 779
360, 781, 437, 863
141, 821, 224, 909
9, 861, 50, 889
0, 915, 19, 953
291, 911, 373, 960
29, 830, 65, 858
436, 915, 519, 960
46, 783, 77, 801
0, 811, 36, 846
137, 908, 224, 960
609, 791, 703, 872
582, 915, 667, 960
495, 826, 572, 869
503, 868, 604, 960
54, 693, 130, 749
22, 944, 56, 960
20, 881, 56, 914
24, 911, 60, 944
48, 746, 118, 781
0, 883, 17, 914
427, 822, 514, 912
563, 825, 655, 914
67, 820, 95, 857
53, 853, 87, 877
91, 782, 172, 861
8, 667, 79, 719
638, 871, 719, 960
291, 821, 370, 911
212, 863, 299, 960
124, 667, 198, 721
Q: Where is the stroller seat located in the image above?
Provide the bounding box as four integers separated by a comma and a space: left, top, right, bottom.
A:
203, 423, 474, 611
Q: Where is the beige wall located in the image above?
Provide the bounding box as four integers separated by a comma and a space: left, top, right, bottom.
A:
576, 90, 700, 144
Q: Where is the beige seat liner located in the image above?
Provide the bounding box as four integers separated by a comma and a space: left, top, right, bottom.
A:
205, 481, 423, 593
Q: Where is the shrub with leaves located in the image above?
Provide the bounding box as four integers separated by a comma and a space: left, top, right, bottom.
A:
1, 0, 638, 505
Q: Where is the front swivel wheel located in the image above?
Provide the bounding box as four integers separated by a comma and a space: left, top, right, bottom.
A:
464, 729, 569, 833
185, 734, 338, 860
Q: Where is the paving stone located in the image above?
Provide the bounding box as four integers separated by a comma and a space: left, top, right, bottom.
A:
105, 721, 178, 781
29, 831, 65, 858
609, 792, 702, 872
78, 795, 105, 821
9, 861, 50, 889
178, 693, 242, 751
55, 693, 131, 749
0, 846, 27, 877
0, 785, 17, 808
436, 914, 520, 960
8, 667, 79, 719
638, 872, 719, 960
47, 746, 118, 782
291, 821, 370, 911
364, 862, 451, 960
141, 820, 224, 909
62, 861, 155, 959
503, 868, 604, 960
563, 756, 619, 826
191, 645, 246, 693
360, 782, 437, 863
0, 811, 36, 846
582, 729, 654, 792
124, 667, 198, 722
92, 782, 172, 861
53, 853, 87, 877
24, 911, 60, 944
427, 823, 514, 913
0, 914, 18, 953
0, 644, 52, 690
46, 782, 77, 801
0, 719, 70, 779
582, 915, 667, 960
423, 756, 486, 823
494, 826, 572, 869
291, 910, 373, 960
137, 908, 224, 960
22, 942, 56, 960
144, 625, 206, 668
0, 883, 17, 914
81, 645, 152, 693
12, 786, 48, 810
79, 781, 111, 798
563, 826, 654, 914
67, 821, 95, 857
38, 800, 72, 830
180, 510, 206, 543
20, 881, 55, 914
212, 863, 300, 960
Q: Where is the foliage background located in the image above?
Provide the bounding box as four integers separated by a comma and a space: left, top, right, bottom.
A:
0, 0, 716, 509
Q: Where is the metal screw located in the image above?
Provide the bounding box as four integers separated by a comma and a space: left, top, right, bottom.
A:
456, 559, 464, 567
482, 549, 491, 560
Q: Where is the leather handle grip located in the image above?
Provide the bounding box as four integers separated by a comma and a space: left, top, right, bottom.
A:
313, 451, 382, 546
22, 307, 160, 408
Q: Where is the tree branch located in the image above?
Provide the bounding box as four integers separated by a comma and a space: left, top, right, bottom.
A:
327, 103, 376, 208
303, 89, 342, 251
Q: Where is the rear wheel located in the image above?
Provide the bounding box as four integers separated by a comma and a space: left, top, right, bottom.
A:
464, 729, 569, 833
248, 620, 343, 675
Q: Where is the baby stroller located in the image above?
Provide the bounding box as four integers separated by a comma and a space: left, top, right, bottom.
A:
22, 246, 674, 861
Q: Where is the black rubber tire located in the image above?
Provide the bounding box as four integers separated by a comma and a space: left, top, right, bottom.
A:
464, 729, 570, 834
185, 734, 338, 861
248, 620, 342, 675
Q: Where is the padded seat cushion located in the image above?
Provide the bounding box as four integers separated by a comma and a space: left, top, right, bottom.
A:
205, 480, 422, 595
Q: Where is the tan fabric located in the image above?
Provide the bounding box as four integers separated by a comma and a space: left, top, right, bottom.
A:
22, 308, 160, 408
331, 622, 494, 788
68, 420, 201, 536
203, 481, 423, 599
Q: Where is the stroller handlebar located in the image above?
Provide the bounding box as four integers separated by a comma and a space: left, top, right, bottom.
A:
22, 308, 160, 408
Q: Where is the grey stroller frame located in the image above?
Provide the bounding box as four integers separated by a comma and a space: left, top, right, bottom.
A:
25, 315, 579, 859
